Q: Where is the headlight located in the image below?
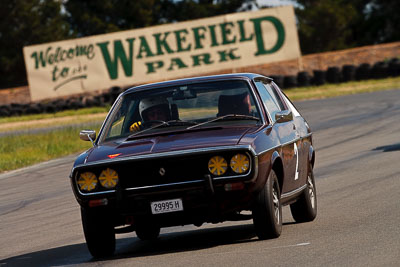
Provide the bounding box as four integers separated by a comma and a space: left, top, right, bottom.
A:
208, 156, 227, 176
99, 168, 119, 189
77, 172, 98, 192
230, 154, 250, 174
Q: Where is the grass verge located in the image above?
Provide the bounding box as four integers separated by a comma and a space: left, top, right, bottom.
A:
0, 106, 109, 124
285, 76, 400, 101
0, 125, 100, 173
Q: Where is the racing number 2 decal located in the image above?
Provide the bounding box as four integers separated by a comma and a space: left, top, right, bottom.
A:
294, 143, 299, 180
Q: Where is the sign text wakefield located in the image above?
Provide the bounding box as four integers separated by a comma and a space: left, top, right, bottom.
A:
23, 6, 300, 101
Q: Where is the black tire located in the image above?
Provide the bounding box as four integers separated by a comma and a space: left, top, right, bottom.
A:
283, 75, 297, 89
342, 65, 356, 82
135, 222, 160, 241
355, 63, 371, 81
297, 71, 311, 87
312, 70, 326, 85
270, 75, 284, 88
81, 207, 115, 258
290, 164, 317, 223
326, 67, 341, 83
252, 169, 282, 239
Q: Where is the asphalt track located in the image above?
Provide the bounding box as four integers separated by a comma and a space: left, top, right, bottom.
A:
1, 89, 399, 266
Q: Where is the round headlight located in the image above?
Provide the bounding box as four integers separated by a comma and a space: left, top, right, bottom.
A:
208, 156, 227, 176
77, 172, 98, 192
99, 168, 119, 189
230, 154, 250, 174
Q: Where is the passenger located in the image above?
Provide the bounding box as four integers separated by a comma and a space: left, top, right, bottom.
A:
130, 97, 171, 132
217, 92, 252, 117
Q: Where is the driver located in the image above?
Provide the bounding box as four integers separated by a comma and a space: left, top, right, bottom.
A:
130, 96, 171, 132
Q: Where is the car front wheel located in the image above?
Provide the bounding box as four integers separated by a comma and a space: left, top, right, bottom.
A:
252, 169, 282, 239
290, 163, 317, 222
81, 207, 115, 258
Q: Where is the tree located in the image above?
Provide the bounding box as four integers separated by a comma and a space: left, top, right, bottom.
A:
159, 0, 254, 24
295, 0, 359, 54
294, 0, 400, 54
64, 0, 160, 37
0, 0, 70, 89
356, 0, 400, 45
64, 0, 255, 37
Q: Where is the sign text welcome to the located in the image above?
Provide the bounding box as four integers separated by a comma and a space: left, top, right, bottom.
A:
23, 6, 300, 101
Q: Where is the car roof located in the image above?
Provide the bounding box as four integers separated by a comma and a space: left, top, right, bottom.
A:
123, 73, 270, 95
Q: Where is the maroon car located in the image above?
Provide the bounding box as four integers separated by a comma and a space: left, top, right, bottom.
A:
70, 73, 317, 257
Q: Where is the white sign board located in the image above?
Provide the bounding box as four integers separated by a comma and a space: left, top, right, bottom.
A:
23, 6, 300, 101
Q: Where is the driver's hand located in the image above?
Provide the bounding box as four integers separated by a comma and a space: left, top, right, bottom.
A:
129, 121, 142, 132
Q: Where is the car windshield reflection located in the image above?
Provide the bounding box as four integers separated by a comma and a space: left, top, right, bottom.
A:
100, 80, 262, 143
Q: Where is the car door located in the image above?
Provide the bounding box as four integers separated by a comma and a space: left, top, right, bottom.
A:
254, 80, 301, 194
278, 87, 311, 188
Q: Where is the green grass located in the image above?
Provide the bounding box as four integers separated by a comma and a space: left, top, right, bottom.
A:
0, 106, 109, 124
285, 76, 400, 101
0, 125, 100, 173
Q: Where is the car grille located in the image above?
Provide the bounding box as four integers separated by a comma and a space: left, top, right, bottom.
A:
118, 154, 209, 189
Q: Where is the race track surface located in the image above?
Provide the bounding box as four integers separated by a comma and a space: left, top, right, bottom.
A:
1, 89, 399, 266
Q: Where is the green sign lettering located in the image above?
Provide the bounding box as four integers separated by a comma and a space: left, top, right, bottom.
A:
145, 60, 164, 73
192, 26, 207, 49
174, 29, 191, 52
220, 22, 236, 45
192, 53, 213, 66
153, 32, 174, 55
218, 48, 241, 62
137, 36, 154, 59
168, 58, 188, 71
250, 16, 285, 55
237, 20, 253, 42
96, 38, 135, 80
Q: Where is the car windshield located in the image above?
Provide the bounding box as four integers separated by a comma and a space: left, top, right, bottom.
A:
99, 80, 262, 142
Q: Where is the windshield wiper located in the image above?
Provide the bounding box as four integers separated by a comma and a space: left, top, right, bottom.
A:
126, 121, 168, 139
126, 120, 198, 139
187, 114, 260, 130
166, 120, 198, 126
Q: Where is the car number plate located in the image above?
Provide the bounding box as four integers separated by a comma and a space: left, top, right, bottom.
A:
151, 198, 183, 214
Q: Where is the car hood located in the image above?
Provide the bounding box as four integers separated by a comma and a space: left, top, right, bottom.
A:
84, 127, 255, 163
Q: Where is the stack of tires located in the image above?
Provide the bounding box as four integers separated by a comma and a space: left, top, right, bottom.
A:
277, 56, 400, 90
0, 86, 127, 118
342, 65, 356, 82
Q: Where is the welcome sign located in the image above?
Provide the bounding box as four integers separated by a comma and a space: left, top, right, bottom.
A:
23, 6, 300, 101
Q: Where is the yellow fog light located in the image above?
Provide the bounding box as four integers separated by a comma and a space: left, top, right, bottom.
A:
99, 168, 119, 189
230, 154, 250, 174
77, 172, 98, 192
208, 156, 227, 176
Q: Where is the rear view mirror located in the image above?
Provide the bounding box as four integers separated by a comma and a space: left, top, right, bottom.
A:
172, 86, 197, 100
80, 130, 96, 145
275, 110, 293, 123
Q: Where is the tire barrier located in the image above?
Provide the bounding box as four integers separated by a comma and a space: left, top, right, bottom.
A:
326, 67, 341, 83
371, 61, 389, 79
26, 103, 42, 114
0, 105, 11, 117
355, 63, 371, 80
342, 65, 356, 82
297, 71, 311, 87
110, 86, 122, 104
270, 75, 284, 88
312, 70, 326, 86
388, 58, 400, 77
283, 75, 297, 89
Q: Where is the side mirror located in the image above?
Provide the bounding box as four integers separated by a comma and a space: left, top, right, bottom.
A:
80, 130, 96, 145
275, 110, 293, 123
